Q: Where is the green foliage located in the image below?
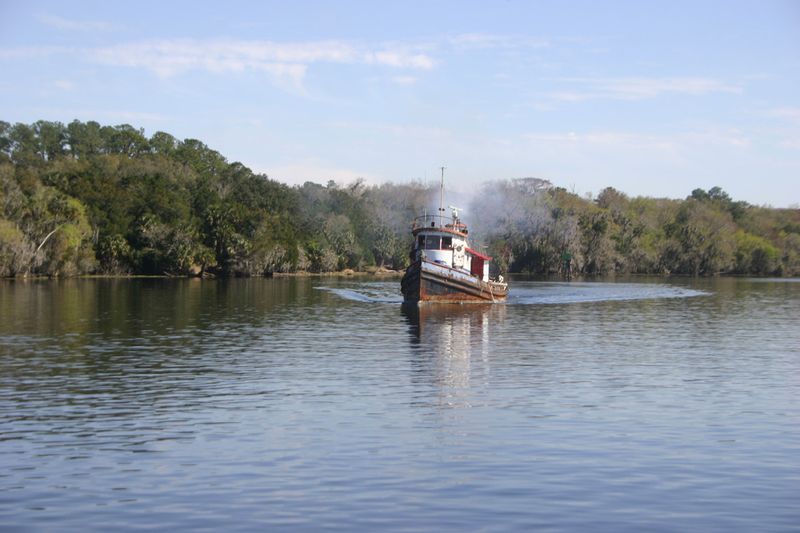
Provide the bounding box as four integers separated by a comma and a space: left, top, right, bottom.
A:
662, 199, 736, 275
0, 119, 797, 278
578, 208, 613, 274
98, 234, 132, 274
243, 216, 298, 274
734, 231, 779, 275
67, 120, 104, 158
149, 131, 179, 156
470, 181, 796, 277
0, 219, 34, 276
0, 121, 11, 160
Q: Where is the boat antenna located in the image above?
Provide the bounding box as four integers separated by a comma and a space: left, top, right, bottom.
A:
439, 166, 446, 219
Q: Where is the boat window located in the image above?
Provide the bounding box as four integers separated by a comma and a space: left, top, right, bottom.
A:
424, 236, 441, 250
418, 235, 425, 248
442, 236, 452, 250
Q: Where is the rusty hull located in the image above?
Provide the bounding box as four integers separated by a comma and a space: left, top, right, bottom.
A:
401, 260, 507, 304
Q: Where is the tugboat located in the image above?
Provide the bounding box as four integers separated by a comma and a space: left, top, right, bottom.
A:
401, 169, 508, 304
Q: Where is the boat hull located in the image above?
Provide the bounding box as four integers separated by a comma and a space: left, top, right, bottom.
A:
401, 259, 508, 304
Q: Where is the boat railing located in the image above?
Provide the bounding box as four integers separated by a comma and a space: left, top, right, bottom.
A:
412, 214, 460, 230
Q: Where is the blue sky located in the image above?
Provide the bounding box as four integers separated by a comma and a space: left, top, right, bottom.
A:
1, 0, 798, 206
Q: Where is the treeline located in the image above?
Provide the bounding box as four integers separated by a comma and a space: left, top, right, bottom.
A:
0, 120, 425, 277
1, 120, 798, 278
472, 178, 800, 276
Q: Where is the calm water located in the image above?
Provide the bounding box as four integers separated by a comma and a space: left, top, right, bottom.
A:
1, 276, 798, 532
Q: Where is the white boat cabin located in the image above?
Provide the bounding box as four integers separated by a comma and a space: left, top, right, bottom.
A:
411, 211, 492, 282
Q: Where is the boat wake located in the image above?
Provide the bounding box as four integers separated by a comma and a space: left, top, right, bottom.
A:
318, 281, 707, 305
509, 282, 707, 305
316, 285, 404, 304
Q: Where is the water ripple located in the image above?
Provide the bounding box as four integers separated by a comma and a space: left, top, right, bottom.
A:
1, 277, 798, 532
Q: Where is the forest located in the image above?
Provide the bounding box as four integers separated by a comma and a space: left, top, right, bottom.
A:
1, 120, 798, 278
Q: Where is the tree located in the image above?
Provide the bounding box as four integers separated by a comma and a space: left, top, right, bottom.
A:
105, 124, 150, 157
33, 120, 67, 160
8, 123, 41, 167
149, 131, 179, 156
579, 208, 614, 274
0, 121, 13, 161
174, 139, 227, 178
663, 199, 736, 275
4, 118, 795, 278
734, 231, 779, 274
0, 219, 36, 276
323, 213, 358, 269
97, 234, 133, 274
67, 120, 104, 158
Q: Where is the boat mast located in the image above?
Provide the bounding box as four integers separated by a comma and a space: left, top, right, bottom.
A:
438, 166, 446, 223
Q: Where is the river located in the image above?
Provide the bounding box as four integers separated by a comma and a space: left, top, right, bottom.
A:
1, 276, 798, 531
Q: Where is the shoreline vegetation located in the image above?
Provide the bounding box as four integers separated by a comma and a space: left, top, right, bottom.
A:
2, 119, 799, 279
0, 268, 405, 280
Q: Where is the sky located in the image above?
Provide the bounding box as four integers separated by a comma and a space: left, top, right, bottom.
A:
1, 0, 799, 206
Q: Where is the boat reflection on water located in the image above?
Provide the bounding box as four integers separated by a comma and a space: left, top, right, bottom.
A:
401, 303, 506, 408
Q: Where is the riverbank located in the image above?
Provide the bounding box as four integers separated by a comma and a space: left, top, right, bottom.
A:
1, 266, 405, 280
272, 266, 402, 278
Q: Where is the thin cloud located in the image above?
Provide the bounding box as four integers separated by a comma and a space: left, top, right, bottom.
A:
53, 80, 75, 91
0, 45, 74, 60
548, 76, 742, 101
391, 75, 418, 85
329, 120, 453, 141
779, 138, 800, 150
448, 33, 549, 50
38, 13, 115, 32
525, 130, 674, 151
769, 107, 800, 123
94, 110, 168, 123
1, 37, 436, 92
91, 39, 435, 75
524, 127, 750, 151
87, 39, 436, 91
367, 50, 435, 69
91, 40, 339, 83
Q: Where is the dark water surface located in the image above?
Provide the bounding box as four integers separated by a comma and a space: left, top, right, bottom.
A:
1, 277, 798, 531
